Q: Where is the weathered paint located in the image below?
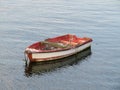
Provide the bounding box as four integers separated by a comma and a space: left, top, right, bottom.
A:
27, 42, 92, 62
25, 34, 92, 62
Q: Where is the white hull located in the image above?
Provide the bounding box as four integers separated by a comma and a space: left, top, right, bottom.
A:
28, 42, 92, 62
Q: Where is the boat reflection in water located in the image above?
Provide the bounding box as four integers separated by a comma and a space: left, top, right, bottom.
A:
25, 47, 92, 77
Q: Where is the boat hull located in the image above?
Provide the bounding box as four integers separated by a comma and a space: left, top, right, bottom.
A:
25, 47, 91, 76
25, 42, 92, 62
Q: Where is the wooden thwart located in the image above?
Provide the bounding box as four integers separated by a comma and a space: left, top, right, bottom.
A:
41, 41, 69, 48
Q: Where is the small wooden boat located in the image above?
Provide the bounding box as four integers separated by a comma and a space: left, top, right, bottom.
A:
24, 34, 92, 62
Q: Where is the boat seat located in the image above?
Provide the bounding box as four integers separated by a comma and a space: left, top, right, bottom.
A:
41, 41, 68, 48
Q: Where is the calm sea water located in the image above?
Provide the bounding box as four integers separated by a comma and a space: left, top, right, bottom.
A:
0, 0, 120, 90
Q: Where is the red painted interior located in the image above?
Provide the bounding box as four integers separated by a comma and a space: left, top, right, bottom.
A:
26, 34, 92, 53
